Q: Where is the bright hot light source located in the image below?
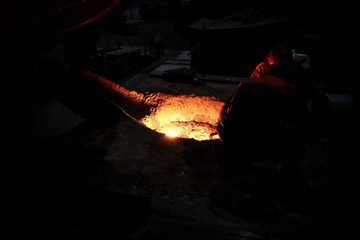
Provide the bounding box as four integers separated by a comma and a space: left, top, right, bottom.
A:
77, 70, 224, 141
140, 94, 224, 141
166, 130, 180, 138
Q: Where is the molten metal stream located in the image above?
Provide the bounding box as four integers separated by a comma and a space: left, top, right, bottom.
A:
78, 70, 224, 141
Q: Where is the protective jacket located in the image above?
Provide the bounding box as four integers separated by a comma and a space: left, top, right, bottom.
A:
217, 74, 297, 144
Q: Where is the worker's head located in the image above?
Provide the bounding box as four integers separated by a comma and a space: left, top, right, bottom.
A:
266, 45, 294, 66
264, 46, 300, 84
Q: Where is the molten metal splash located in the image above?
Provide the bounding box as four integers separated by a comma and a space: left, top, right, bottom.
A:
78, 70, 224, 141
140, 94, 224, 141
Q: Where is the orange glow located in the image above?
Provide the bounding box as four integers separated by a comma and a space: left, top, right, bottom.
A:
77, 70, 224, 141
140, 94, 224, 141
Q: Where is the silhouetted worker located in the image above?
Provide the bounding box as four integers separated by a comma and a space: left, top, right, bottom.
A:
216, 46, 311, 196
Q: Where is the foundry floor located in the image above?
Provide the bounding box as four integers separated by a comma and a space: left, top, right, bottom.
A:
9, 47, 356, 240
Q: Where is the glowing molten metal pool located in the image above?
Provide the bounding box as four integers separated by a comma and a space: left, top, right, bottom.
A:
78, 70, 225, 141
139, 94, 224, 141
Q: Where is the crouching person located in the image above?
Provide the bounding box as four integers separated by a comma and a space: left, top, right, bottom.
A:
212, 46, 312, 216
